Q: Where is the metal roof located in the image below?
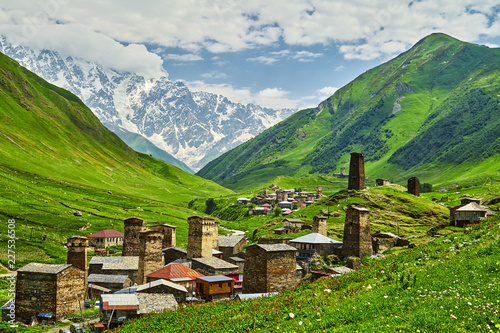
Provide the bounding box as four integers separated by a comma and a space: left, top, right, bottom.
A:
456, 202, 488, 212
236, 292, 278, 300
101, 294, 138, 310
88, 274, 131, 284
290, 233, 342, 245
196, 275, 234, 283
18, 263, 71, 274
146, 263, 204, 280
162, 246, 187, 254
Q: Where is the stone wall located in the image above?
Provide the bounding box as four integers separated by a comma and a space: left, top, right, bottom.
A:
123, 217, 144, 256
312, 215, 327, 236
137, 230, 164, 285
151, 224, 176, 249
376, 179, 390, 186
243, 244, 296, 293
342, 206, 372, 258
408, 177, 420, 196
348, 152, 365, 190
66, 236, 88, 284
15, 266, 85, 323
187, 216, 218, 259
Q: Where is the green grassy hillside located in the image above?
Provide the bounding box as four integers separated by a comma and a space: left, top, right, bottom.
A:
118, 216, 500, 332
197, 33, 500, 191
0, 52, 232, 267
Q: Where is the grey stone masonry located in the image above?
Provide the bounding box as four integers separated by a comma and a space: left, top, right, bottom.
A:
342, 206, 372, 258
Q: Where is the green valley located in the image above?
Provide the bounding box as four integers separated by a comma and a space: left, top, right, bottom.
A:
197, 33, 500, 192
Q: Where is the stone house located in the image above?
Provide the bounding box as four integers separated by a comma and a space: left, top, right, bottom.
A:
187, 216, 219, 259
88, 274, 133, 293
191, 257, 239, 275
243, 244, 297, 293
87, 229, 124, 248
163, 246, 188, 265
87, 284, 111, 300
135, 279, 188, 303
15, 263, 86, 323
146, 263, 204, 295
1, 298, 15, 322
249, 206, 273, 216
283, 219, 304, 233
290, 233, 342, 259
195, 276, 234, 301
342, 206, 372, 258
278, 201, 293, 210
228, 256, 245, 271
218, 235, 247, 260
453, 202, 489, 227
237, 197, 251, 205
375, 179, 390, 187
100, 294, 139, 328
89, 256, 139, 284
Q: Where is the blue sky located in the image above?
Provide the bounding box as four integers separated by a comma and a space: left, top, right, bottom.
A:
1, 0, 499, 110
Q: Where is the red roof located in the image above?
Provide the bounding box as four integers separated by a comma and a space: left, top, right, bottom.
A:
146, 263, 204, 280
102, 302, 137, 311
87, 229, 124, 238
261, 204, 271, 208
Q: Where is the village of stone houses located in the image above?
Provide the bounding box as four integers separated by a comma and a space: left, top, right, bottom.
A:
2, 152, 498, 332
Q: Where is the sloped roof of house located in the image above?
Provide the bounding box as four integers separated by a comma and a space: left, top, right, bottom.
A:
456, 202, 488, 212
101, 294, 138, 311
218, 234, 246, 247
88, 274, 131, 284
284, 218, 303, 223
290, 233, 342, 245
162, 246, 188, 254
89, 256, 139, 270
192, 257, 239, 269
255, 244, 297, 252
135, 279, 187, 293
146, 263, 204, 280
18, 263, 71, 274
87, 229, 124, 238
88, 283, 112, 292
237, 197, 251, 201
196, 275, 234, 283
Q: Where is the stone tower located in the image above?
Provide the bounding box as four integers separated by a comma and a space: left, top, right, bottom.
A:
408, 177, 420, 196
243, 244, 297, 293
276, 190, 283, 202
342, 206, 372, 258
263, 188, 268, 197
297, 197, 306, 210
340, 167, 346, 175
312, 215, 327, 236
123, 217, 144, 256
67, 236, 89, 284
282, 192, 289, 202
137, 229, 164, 285
151, 224, 177, 249
187, 216, 219, 259
316, 186, 323, 199
348, 152, 365, 190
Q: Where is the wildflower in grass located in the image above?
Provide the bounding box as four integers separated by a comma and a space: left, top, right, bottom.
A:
299, 321, 303, 325
289, 313, 295, 319
384, 296, 388, 298
450, 314, 457, 319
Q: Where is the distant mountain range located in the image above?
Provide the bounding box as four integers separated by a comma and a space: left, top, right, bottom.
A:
0, 36, 295, 171
197, 33, 500, 191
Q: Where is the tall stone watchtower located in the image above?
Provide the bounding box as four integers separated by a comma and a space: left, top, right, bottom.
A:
316, 186, 323, 199
151, 224, 177, 249
407, 177, 420, 196
67, 236, 89, 284
342, 206, 372, 258
312, 215, 327, 236
348, 152, 365, 190
187, 216, 219, 259
137, 229, 164, 285
123, 217, 144, 256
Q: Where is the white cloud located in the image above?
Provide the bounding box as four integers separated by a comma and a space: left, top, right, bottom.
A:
164, 53, 203, 62
247, 56, 278, 65
0, 24, 165, 78
293, 51, 323, 62
201, 71, 227, 79
0, 0, 498, 64
334, 65, 346, 71
317, 86, 339, 100
185, 80, 300, 109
